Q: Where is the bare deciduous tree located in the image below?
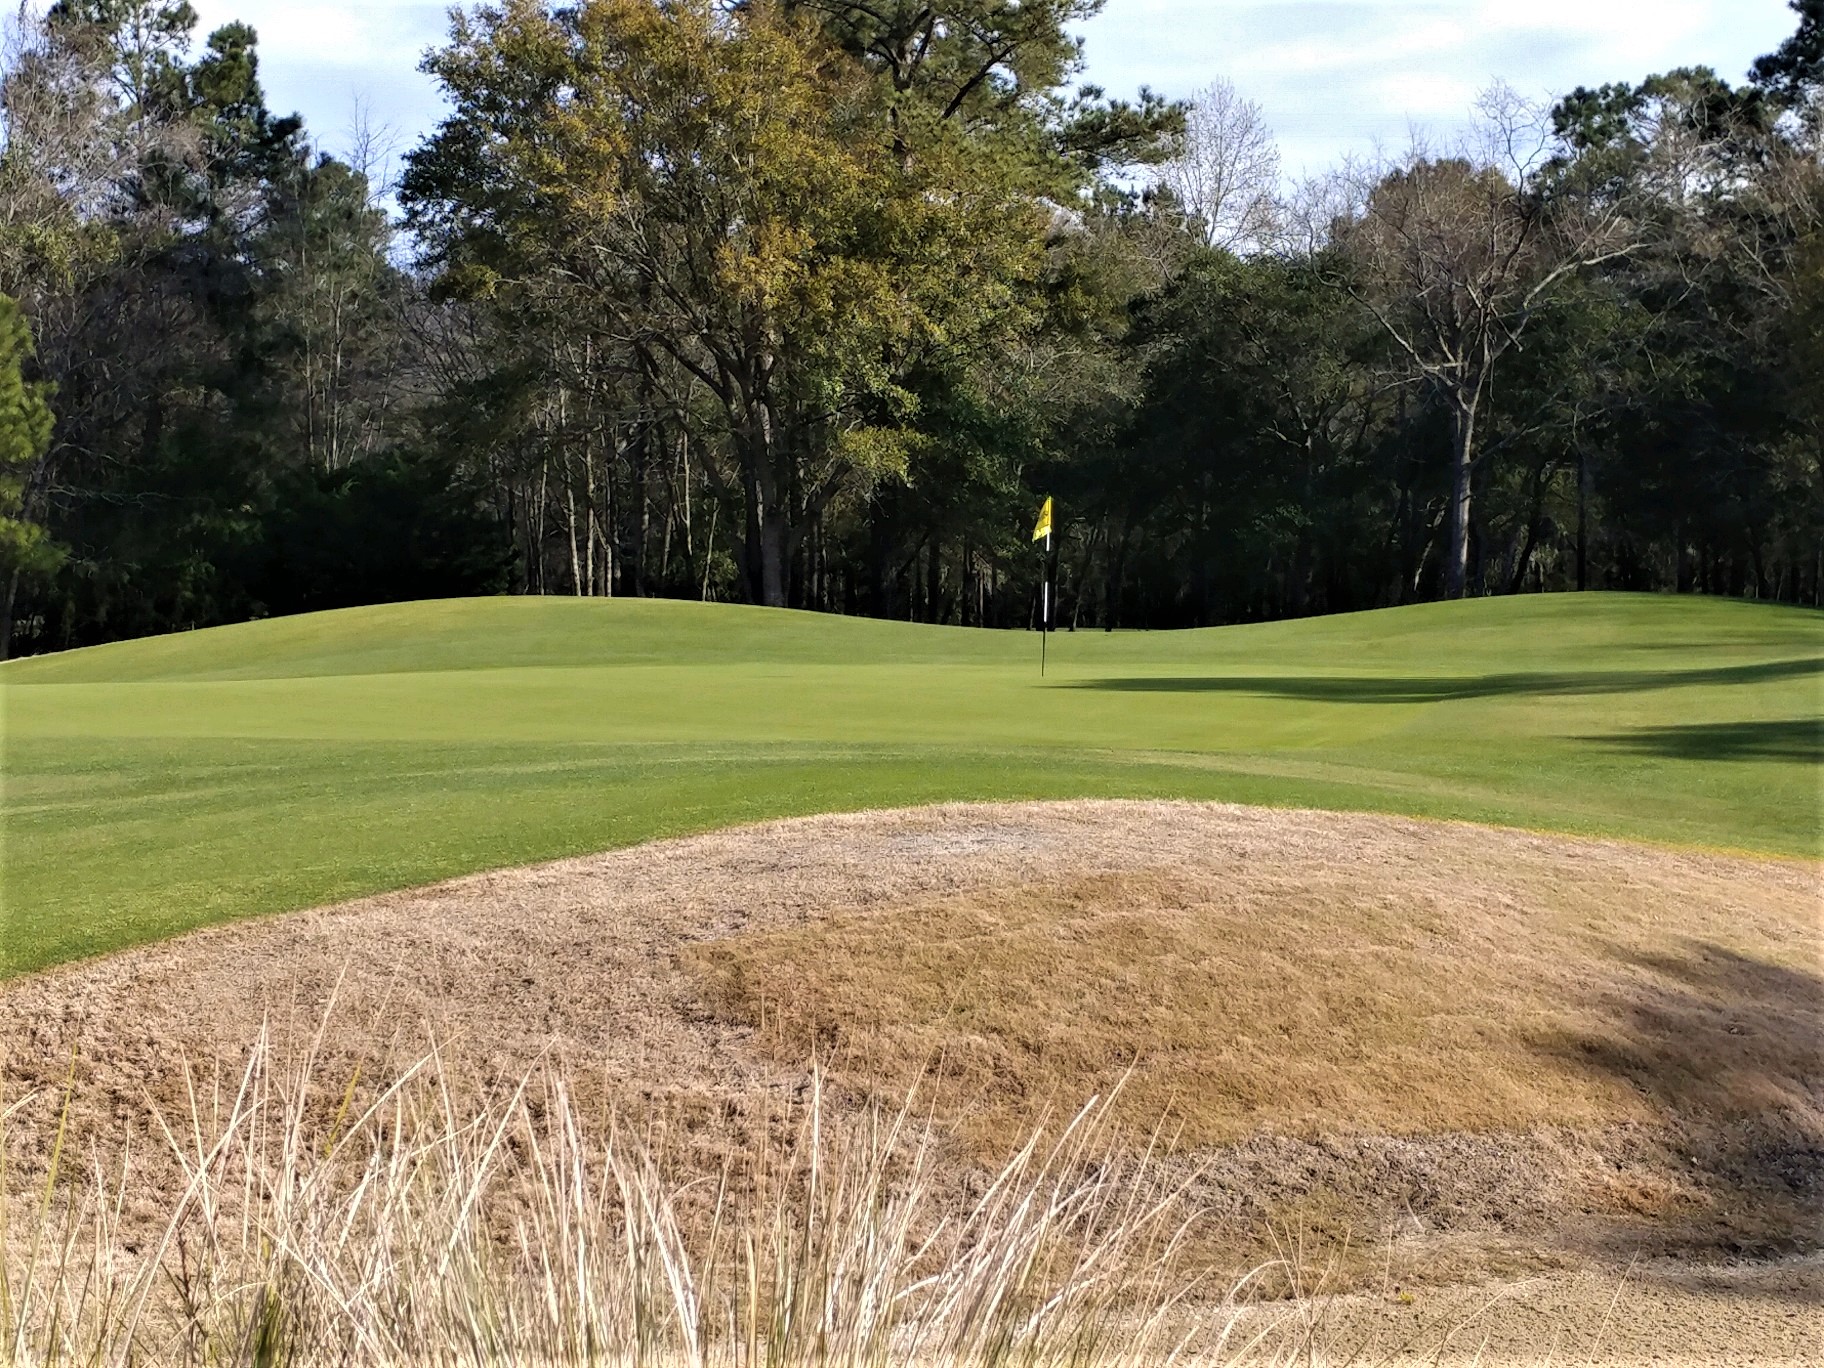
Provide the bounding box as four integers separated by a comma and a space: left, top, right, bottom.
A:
1334, 89, 1636, 598
1154, 77, 1280, 253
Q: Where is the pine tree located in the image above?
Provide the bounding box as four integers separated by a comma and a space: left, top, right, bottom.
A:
0, 293, 60, 658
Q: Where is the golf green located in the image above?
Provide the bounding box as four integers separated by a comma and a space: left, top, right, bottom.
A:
3, 592, 1819, 979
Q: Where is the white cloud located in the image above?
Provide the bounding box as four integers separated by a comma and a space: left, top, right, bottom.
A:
1079, 0, 1798, 175
137, 0, 1807, 177
185, 1, 449, 162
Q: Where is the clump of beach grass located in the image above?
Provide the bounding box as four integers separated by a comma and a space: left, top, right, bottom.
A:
1, 1018, 1318, 1367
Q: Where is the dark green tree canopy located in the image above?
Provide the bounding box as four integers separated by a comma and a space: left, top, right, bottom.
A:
1752, 0, 1822, 104
0, 0, 1818, 655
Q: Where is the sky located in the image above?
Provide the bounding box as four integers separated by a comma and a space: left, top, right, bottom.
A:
177, 0, 1802, 181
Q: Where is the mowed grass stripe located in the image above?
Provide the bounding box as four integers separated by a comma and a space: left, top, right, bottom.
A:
3, 592, 1820, 978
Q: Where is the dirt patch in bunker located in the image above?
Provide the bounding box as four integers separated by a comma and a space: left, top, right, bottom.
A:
4, 801, 1821, 1317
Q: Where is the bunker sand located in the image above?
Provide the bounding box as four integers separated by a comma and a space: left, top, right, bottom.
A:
1248, 1255, 1824, 1365
4, 801, 1821, 1358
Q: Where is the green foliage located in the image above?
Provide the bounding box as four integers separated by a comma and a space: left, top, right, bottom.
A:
1102, 251, 1394, 622
255, 453, 514, 615
1055, 84, 1186, 176
784, 0, 1182, 186
47, 0, 197, 110
1752, 0, 1822, 106
0, 0, 489, 653
0, 295, 60, 584
404, 0, 1050, 607
1, 0, 1820, 652
1539, 61, 1824, 600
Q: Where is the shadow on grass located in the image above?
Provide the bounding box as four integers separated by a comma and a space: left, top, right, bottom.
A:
1071, 656, 1824, 704
1536, 940, 1824, 1269
1586, 719, 1823, 764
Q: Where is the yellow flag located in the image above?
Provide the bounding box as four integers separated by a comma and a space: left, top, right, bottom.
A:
1032, 496, 1053, 543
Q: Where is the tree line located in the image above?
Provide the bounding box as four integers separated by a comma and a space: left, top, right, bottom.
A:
0, 0, 1818, 654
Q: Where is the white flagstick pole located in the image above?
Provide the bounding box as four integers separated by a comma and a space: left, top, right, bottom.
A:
1041, 527, 1051, 677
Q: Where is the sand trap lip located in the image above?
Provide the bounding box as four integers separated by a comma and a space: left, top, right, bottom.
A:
1236, 1253, 1824, 1366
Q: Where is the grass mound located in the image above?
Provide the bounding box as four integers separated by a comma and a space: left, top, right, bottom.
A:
3, 592, 1819, 976
688, 863, 1821, 1157
4, 803, 1816, 1294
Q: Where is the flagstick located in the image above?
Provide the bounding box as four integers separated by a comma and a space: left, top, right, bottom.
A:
1041, 528, 1051, 678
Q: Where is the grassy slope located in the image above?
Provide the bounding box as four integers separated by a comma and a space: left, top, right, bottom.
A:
2, 592, 1819, 977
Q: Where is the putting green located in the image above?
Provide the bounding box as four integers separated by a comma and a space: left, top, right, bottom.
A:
3, 592, 1819, 978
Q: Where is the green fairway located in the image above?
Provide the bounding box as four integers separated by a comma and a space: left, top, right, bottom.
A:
2, 592, 1819, 978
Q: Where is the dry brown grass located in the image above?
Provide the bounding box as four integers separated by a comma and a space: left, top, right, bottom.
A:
3, 800, 1820, 1332
684, 863, 1822, 1152
4, 1030, 1296, 1367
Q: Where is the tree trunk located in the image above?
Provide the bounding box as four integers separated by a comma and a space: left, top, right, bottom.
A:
1444, 395, 1479, 599
758, 501, 790, 608
566, 484, 584, 596
1508, 520, 1542, 596
0, 567, 20, 661
738, 392, 792, 608
740, 461, 762, 602
534, 459, 550, 594
629, 430, 648, 597
1106, 524, 1131, 631
701, 502, 719, 601
679, 432, 694, 594
926, 535, 941, 623
868, 501, 890, 618
1576, 448, 1591, 592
